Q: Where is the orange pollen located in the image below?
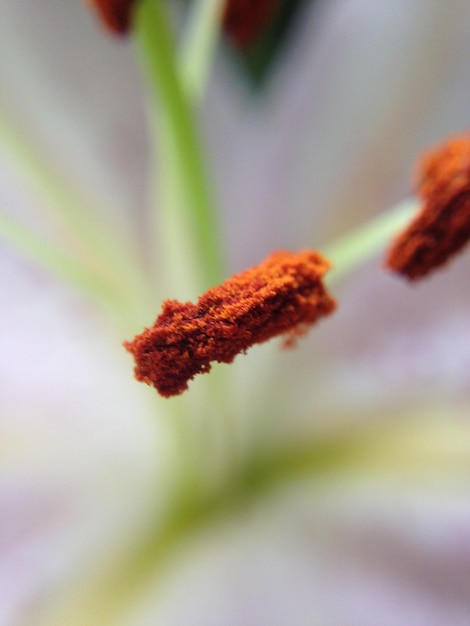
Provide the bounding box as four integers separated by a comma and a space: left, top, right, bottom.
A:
86, 0, 136, 35
222, 0, 281, 49
386, 134, 470, 280
124, 250, 336, 398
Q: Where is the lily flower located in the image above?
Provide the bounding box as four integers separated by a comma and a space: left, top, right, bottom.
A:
1, 1, 470, 624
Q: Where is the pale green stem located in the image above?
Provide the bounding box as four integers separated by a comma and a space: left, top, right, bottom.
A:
0, 213, 132, 316
153, 121, 210, 299
132, 1, 233, 531
0, 113, 98, 252
324, 197, 419, 285
180, 0, 225, 100
0, 112, 150, 320
134, 0, 225, 290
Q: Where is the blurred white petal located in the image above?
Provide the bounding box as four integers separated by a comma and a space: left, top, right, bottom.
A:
0, 249, 173, 623
0, 0, 470, 624
211, 0, 470, 263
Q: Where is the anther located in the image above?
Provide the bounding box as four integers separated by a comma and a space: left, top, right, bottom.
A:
124, 250, 336, 397
86, 0, 136, 35
222, 0, 280, 49
386, 135, 470, 280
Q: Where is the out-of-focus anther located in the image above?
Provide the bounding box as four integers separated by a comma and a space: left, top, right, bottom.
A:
386, 134, 470, 280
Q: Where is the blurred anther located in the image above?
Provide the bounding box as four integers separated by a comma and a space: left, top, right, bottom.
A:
386, 134, 470, 280
86, 0, 136, 35
222, 0, 281, 49
124, 250, 336, 397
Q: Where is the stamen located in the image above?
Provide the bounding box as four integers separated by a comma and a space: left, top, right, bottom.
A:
386, 135, 470, 280
124, 250, 336, 397
222, 0, 280, 49
86, 0, 136, 35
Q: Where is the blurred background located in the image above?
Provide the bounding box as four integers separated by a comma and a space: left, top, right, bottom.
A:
1, 1, 470, 624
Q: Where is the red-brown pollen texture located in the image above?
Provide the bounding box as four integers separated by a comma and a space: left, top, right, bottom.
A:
386, 135, 470, 280
124, 250, 336, 398
86, 0, 136, 35
222, 0, 281, 49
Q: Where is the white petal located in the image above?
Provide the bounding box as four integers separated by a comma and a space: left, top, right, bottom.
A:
127, 476, 470, 626
0, 249, 174, 621
211, 0, 470, 264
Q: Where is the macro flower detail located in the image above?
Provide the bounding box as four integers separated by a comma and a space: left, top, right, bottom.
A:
386, 134, 470, 280
124, 250, 336, 397
5, 4, 470, 625
222, 0, 280, 48
86, 0, 136, 34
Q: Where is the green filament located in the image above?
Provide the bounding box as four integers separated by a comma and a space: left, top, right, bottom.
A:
135, 0, 225, 291
180, 0, 225, 100
324, 198, 418, 284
